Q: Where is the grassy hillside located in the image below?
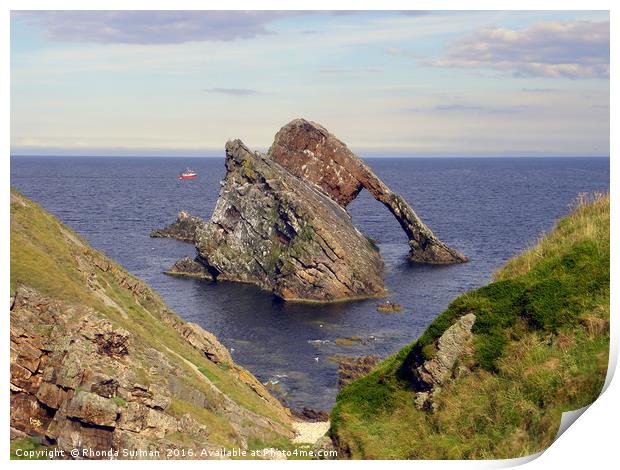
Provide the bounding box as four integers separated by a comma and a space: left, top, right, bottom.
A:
10, 189, 293, 456
331, 193, 610, 459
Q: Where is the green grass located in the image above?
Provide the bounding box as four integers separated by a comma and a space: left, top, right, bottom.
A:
111, 396, 127, 407
245, 437, 316, 460
167, 397, 238, 448
331, 193, 609, 459
10, 437, 50, 460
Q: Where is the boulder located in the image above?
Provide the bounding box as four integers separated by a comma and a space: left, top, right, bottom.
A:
194, 139, 386, 302
66, 391, 120, 428
35, 382, 66, 409
268, 119, 467, 264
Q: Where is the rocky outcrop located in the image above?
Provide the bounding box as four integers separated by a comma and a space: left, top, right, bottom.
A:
176, 323, 232, 364
292, 408, 330, 422
193, 139, 386, 302
158, 119, 466, 301
10, 190, 293, 459
377, 301, 403, 313
268, 119, 467, 264
331, 355, 380, 389
164, 257, 212, 279
410, 313, 476, 410
150, 211, 204, 243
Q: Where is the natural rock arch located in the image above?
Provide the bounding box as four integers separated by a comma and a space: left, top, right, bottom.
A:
267, 119, 467, 264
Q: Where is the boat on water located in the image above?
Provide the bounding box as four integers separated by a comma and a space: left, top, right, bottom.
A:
178, 168, 197, 180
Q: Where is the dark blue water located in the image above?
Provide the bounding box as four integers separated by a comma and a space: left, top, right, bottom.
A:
10, 156, 609, 411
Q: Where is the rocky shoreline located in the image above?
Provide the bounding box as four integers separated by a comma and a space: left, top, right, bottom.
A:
11, 190, 294, 459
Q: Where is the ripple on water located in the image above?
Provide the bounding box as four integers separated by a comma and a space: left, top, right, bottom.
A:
11, 156, 610, 410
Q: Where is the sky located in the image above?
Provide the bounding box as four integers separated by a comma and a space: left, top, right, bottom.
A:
10, 10, 610, 157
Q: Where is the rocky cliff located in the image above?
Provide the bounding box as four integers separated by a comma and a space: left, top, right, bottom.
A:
330, 193, 610, 459
10, 190, 293, 459
268, 119, 467, 264
193, 140, 386, 302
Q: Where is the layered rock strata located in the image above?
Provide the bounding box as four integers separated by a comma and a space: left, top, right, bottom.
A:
10, 190, 293, 458
410, 313, 476, 410
268, 119, 467, 264
193, 140, 386, 302
161, 119, 466, 302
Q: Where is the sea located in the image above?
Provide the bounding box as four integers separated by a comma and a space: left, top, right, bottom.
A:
10, 155, 610, 411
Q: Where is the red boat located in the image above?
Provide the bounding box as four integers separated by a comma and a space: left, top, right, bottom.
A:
178, 168, 197, 180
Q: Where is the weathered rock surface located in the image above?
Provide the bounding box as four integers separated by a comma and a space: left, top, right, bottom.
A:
292, 407, 330, 422
176, 322, 233, 364
150, 211, 204, 243
410, 313, 476, 410
194, 139, 386, 302
331, 355, 380, 389
268, 119, 467, 264
376, 301, 403, 313
66, 391, 120, 427
159, 119, 466, 301
10, 190, 293, 459
164, 257, 212, 279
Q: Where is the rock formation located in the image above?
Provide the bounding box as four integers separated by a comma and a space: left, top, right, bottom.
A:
268, 119, 467, 264
160, 119, 466, 302
10, 190, 293, 459
193, 139, 386, 302
332, 355, 381, 389
410, 313, 476, 410
150, 211, 203, 243
165, 257, 212, 279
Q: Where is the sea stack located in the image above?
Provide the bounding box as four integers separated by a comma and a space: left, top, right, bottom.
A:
164, 119, 467, 302
194, 139, 387, 302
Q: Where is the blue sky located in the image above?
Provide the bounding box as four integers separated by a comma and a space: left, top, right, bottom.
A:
10, 10, 610, 156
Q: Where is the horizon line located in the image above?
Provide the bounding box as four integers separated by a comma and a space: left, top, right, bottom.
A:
10, 153, 611, 159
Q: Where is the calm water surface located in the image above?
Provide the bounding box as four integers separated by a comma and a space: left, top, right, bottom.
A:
11, 156, 609, 410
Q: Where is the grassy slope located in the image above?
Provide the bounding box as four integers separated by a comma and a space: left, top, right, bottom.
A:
10, 189, 292, 448
331, 193, 610, 459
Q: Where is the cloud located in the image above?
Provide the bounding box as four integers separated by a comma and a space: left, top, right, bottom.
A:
206, 88, 261, 96
12, 11, 298, 44
429, 20, 609, 79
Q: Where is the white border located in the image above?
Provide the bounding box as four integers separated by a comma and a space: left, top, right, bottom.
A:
3, 1, 616, 468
